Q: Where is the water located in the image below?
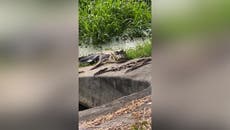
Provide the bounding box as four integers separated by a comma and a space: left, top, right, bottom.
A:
79, 38, 150, 56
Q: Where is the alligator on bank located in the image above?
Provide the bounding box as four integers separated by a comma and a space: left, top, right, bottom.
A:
79, 50, 128, 70
79, 50, 152, 76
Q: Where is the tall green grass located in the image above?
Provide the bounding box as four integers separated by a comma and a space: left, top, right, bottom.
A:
125, 40, 152, 59
79, 0, 151, 45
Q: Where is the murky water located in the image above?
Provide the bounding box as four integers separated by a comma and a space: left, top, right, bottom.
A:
79, 38, 150, 56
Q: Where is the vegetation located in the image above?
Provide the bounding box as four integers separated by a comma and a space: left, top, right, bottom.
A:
79, 62, 93, 67
125, 40, 152, 59
79, 0, 151, 45
131, 120, 150, 130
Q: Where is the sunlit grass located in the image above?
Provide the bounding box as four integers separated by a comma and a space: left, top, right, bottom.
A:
125, 40, 152, 59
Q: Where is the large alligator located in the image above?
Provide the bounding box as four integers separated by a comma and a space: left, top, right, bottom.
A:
79, 50, 128, 70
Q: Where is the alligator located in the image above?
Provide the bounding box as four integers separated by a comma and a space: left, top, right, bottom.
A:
90, 50, 128, 70
79, 50, 128, 70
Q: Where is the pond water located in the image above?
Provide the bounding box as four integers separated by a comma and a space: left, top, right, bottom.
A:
79, 38, 150, 57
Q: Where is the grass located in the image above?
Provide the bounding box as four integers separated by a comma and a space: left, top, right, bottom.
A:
125, 40, 152, 59
79, 0, 151, 45
131, 120, 149, 130
79, 62, 92, 67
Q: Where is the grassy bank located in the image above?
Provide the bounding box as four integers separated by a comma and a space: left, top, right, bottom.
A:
125, 40, 152, 59
79, 0, 151, 45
